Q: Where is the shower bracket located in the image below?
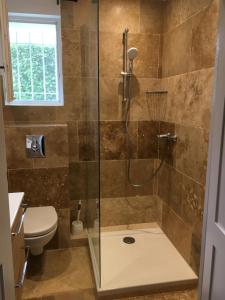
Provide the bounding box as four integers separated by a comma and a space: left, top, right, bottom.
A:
121, 71, 133, 77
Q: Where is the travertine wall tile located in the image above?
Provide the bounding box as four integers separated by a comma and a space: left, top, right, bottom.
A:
78, 121, 98, 161
183, 69, 213, 129
3, 106, 58, 123
5, 125, 69, 169
68, 121, 79, 163
180, 0, 212, 24
4, 126, 33, 169
80, 77, 99, 121
100, 121, 138, 160
163, 0, 183, 33
56, 77, 81, 122
162, 0, 218, 77
99, 0, 140, 34
162, 203, 192, 263
161, 74, 187, 124
129, 33, 161, 78
162, 68, 214, 129
99, 77, 123, 121
140, 0, 164, 34
100, 159, 154, 198
8, 167, 70, 209
129, 78, 163, 122
101, 195, 162, 227
190, 0, 218, 71
99, 34, 161, 79
158, 164, 183, 216
48, 208, 72, 250
61, 1, 74, 29
32, 125, 69, 169
175, 125, 209, 185
138, 121, 159, 159
62, 30, 81, 77
69, 161, 99, 201
99, 32, 123, 78
162, 21, 192, 77
181, 176, 204, 229
163, 0, 212, 33
57, 208, 71, 249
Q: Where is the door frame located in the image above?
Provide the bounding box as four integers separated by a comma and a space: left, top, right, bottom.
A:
199, 0, 225, 298
0, 76, 15, 299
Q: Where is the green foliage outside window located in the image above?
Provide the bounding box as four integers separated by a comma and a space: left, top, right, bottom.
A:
10, 43, 57, 101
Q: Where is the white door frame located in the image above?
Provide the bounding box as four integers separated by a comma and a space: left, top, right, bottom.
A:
0, 76, 15, 299
199, 0, 225, 298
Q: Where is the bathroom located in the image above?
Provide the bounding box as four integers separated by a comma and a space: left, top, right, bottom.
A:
0, 0, 224, 299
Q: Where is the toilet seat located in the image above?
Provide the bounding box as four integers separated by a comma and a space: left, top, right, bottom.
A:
24, 206, 58, 238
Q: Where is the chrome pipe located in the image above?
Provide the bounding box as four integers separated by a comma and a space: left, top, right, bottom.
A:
123, 28, 129, 73
122, 28, 129, 102
11, 204, 28, 237
15, 247, 30, 289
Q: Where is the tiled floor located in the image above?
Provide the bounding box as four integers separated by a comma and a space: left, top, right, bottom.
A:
22, 247, 95, 300
22, 246, 197, 300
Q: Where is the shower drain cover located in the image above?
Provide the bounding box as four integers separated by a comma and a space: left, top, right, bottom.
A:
123, 236, 135, 244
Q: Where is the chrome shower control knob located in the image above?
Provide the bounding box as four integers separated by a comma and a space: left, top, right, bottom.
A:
157, 133, 177, 143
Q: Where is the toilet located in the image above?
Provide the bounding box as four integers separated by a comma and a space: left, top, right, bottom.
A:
24, 206, 58, 256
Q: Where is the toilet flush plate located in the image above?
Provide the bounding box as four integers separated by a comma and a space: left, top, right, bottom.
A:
26, 135, 45, 158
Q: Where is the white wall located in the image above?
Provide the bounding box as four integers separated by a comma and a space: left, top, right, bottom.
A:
7, 0, 60, 16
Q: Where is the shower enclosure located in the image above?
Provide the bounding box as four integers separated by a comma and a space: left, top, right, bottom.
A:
84, 0, 218, 296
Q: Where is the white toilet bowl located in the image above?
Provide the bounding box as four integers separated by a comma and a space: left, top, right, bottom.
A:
24, 206, 58, 256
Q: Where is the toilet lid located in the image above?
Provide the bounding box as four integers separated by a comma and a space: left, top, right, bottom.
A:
24, 206, 58, 237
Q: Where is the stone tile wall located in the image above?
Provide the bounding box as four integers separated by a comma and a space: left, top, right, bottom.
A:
99, 0, 164, 228
158, 0, 219, 274
3, 0, 99, 249
98, 0, 219, 276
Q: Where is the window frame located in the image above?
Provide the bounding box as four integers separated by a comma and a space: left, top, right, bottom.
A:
6, 13, 64, 106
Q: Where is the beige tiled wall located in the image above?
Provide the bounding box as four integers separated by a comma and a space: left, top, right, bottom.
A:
98, 0, 219, 276
99, 0, 164, 228
158, 0, 219, 274
3, 0, 99, 249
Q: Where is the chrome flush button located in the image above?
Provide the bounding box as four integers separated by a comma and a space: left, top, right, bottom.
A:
26, 135, 45, 158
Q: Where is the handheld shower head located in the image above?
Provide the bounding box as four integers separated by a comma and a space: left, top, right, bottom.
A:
127, 47, 138, 61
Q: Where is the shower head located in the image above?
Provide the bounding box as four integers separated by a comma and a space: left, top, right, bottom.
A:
127, 47, 138, 61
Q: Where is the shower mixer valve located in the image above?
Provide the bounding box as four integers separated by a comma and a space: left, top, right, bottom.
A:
157, 133, 177, 143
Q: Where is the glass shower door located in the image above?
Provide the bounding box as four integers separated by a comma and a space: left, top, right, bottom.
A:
82, 0, 100, 288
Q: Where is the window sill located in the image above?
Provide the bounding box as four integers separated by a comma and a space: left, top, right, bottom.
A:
4, 100, 64, 107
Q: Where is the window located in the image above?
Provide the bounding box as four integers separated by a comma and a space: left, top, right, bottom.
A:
7, 16, 63, 106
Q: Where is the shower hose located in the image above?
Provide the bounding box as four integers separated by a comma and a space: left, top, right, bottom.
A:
125, 76, 167, 189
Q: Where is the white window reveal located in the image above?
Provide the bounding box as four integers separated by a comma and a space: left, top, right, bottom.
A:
7, 17, 63, 106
